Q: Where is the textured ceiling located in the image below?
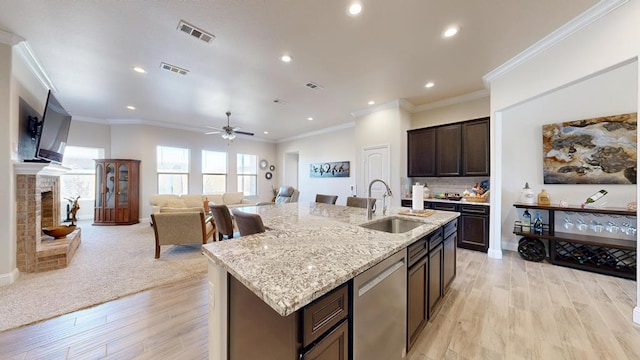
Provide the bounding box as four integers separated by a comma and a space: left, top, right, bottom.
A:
0, 0, 598, 141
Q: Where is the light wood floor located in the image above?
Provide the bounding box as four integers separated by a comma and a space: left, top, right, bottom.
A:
1, 249, 638, 359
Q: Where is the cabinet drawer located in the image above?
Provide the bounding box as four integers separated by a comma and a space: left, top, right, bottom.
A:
444, 219, 458, 239
430, 202, 457, 212
303, 283, 349, 347
407, 238, 428, 267
427, 228, 443, 251
459, 204, 489, 215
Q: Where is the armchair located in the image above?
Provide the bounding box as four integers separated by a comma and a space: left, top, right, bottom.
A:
274, 186, 300, 204
150, 211, 214, 258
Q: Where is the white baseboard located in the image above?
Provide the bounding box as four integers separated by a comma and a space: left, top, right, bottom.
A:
0, 268, 19, 286
634, 307, 640, 325
488, 248, 503, 259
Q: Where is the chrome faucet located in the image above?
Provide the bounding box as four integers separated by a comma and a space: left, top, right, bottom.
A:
367, 179, 392, 220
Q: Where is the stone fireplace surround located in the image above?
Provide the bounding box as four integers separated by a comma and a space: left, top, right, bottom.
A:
15, 162, 81, 272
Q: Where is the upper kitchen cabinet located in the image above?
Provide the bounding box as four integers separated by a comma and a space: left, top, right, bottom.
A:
436, 124, 462, 176
407, 117, 490, 177
407, 128, 436, 177
462, 118, 490, 176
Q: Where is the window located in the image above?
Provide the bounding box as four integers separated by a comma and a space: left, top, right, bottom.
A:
237, 153, 257, 196
202, 150, 227, 193
60, 146, 104, 202
157, 146, 189, 194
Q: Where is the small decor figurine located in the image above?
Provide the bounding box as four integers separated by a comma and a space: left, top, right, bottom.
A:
66, 196, 80, 225
43, 196, 79, 239
271, 186, 279, 202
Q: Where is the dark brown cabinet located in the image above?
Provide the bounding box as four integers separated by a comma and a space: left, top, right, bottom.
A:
407, 254, 427, 351
407, 128, 436, 177
229, 276, 349, 360
428, 243, 443, 318
94, 159, 140, 225
462, 118, 490, 176
458, 204, 489, 252
443, 224, 457, 291
302, 320, 348, 360
407, 117, 490, 177
436, 124, 462, 176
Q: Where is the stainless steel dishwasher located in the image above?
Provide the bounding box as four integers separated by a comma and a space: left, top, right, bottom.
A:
353, 249, 407, 360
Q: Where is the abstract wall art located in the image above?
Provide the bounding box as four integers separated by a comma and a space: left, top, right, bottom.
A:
542, 112, 637, 184
310, 161, 350, 178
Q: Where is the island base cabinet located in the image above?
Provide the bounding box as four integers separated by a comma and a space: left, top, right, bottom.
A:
229, 275, 349, 360
302, 320, 348, 360
428, 243, 443, 318
443, 227, 457, 291
407, 256, 428, 351
229, 276, 301, 359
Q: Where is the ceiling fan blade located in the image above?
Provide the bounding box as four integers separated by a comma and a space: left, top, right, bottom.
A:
206, 125, 223, 130
235, 130, 254, 136
205, 130, 221, 135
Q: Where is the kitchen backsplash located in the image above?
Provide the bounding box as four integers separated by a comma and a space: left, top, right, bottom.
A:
403, 177, 489, 198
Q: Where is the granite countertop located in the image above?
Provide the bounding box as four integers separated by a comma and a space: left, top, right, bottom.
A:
202, 202, 459, 317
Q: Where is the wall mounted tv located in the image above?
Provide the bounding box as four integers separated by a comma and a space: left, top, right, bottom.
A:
34, 90, 72, 164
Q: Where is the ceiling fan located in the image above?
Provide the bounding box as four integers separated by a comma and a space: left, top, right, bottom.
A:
205, 111, 254, 140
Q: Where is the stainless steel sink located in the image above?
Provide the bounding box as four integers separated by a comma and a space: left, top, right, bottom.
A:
360, 216, 424, 234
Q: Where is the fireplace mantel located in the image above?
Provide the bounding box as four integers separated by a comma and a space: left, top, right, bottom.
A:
14, 162, 71, 176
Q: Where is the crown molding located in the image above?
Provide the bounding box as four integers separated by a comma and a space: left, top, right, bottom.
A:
277, 122, 355, 143
0, 29, 24, 45
483, 0, 629, 88
413, 89, 489, 113
14, 41, 57, 92
350, 100, 405, 118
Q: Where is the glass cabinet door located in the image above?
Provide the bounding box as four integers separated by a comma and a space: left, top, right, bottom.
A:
105, 163, 116, 208
118, 163, 129, 207
95, 163, 104, 208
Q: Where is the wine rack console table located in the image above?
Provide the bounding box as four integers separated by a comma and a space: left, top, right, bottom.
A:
513, 203, 636, 280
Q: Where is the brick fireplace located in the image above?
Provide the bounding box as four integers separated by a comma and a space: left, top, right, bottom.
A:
15, 163, 81, 272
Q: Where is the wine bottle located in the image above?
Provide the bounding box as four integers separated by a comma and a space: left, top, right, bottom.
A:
533, 211, 543, 235
521, 210, 531, 232
581, 189, 607, 208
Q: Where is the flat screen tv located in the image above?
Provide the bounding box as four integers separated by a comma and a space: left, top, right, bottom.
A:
35, 90, 72, 164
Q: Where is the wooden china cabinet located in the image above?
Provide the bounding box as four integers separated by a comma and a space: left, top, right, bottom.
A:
93, 159, 140, 225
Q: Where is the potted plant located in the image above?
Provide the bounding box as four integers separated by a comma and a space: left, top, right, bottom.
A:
271, 186, 279, 202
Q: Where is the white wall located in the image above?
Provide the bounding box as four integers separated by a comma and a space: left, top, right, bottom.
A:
411, 96, 490, 129
354, 105, 410, 206
276, 126, 356, 205
501, 61, 637, 250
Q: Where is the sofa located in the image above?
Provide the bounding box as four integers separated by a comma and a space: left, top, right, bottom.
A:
149, 192, 253, 222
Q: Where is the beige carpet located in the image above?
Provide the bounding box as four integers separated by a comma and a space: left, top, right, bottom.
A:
0, 219, 207, 332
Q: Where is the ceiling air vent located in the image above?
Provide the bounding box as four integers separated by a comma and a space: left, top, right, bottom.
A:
177, 20, 215, 43
305, 81, 324, 91
160, 62, 189, 75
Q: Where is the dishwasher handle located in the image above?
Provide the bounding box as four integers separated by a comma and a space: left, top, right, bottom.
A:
358, 258, 405, 297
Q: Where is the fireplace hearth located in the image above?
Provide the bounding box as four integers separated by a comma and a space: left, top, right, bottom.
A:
15, 162, 81, 272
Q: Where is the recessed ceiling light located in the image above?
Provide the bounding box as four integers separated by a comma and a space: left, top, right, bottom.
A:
442, 25, 459, 38
281, 54, 292, 63
264, 131, 269, 135
368, 100, 375, 105
348, 3, 362, 15
425, 82, 435, 88
126, 105, 136, 110
133, 67, 146, 74
307, 117, 313, 121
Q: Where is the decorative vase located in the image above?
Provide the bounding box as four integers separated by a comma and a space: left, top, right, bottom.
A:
42, 225, 77, 239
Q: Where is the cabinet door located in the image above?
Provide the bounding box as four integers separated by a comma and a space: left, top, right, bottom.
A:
407, 256, 428, 350
443, 233, 456, 292
116, 162, 130, 222
428, 244, 443, 318
436, 124, 461, 176
458, 214, 489, 252
462, 118, 490, 176
302, 320, 348, 360
407, 128, 436, 177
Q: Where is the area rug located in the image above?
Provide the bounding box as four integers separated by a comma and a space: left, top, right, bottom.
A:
0, 219, 207, 332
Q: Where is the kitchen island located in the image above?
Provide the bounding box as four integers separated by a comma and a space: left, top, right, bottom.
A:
202, 202, 459, 360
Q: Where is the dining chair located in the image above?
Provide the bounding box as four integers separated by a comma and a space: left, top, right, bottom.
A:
150, 210, 214, 258
346, 196, 377, 211
210, 204, 239, 241
315, 194, 338, 205
231, 208, 266, 237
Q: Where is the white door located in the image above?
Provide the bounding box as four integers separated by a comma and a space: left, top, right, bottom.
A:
362, 145, 390, 204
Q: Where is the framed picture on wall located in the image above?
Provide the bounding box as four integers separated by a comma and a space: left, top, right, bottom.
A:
542, 112, 637, 184
310, 161, 350, 178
